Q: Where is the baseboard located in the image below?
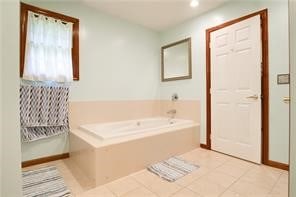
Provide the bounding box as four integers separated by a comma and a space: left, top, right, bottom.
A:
265, 160, 289, 171
199, 144, 289, 171
22, 153, 70, 168
200, 143, 210, 150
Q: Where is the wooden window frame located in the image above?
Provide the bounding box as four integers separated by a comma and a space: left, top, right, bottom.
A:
20, 2, 80, 80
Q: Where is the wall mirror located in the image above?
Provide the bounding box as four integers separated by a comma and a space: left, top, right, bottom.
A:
161, 38, 192, 82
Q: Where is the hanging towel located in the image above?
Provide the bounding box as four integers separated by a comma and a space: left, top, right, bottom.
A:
20, 83, 70, 142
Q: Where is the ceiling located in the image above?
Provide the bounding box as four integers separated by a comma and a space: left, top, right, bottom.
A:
81, 0, 231, 31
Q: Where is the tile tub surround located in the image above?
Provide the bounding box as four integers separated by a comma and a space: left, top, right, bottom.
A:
159, 100, 201, 123
23, 148, 288, 197
70, 123, 200, 187
69, 100, 201, 129
69, 101, 161, 130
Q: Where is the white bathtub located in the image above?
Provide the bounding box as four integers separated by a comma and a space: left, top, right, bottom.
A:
71, 117, 199, 186
79, 117, 194, 140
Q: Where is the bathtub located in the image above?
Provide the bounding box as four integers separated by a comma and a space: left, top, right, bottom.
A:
70, 117, 200, 186
79, 117, 194, 140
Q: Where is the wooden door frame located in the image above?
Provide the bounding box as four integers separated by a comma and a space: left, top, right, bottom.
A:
205, 9, 287, 170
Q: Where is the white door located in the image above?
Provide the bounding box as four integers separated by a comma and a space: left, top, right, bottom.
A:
210, 15, 262, 163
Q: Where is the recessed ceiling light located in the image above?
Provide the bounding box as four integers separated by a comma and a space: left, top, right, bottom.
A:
190, 0, 199, 8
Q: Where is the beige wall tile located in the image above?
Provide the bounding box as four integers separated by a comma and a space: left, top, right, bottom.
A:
69, 100, 201, 130
94, 127, 199, 185
69, 133, 96, 185
159, 100, 200, 123
69, 100, 162, 129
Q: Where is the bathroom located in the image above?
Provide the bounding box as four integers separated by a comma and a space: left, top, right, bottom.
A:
1, 0, 296, 196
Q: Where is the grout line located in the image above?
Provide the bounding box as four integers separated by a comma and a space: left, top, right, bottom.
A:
167, 185, 184, 197
116, 186, 141, 197
267, 171, 284, 195
184, 159, 232, 196
105, 186, 119, 197
210, 156, 256, 196
180, 150, 234, 195
106, 177, 143, 197
105, 182, 125, 197
186, 186, 205, 197
129, 173, 161, 197
214, 162, 253, 180
172, 152, 226, 196
217, 165, 254, 197
217, 161, 287, 196
129, 170, 200, 197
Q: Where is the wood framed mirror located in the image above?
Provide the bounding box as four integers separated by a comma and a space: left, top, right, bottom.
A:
161, 38, 192, 82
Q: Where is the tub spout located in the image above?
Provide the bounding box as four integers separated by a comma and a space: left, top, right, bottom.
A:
167, 109, 176, 119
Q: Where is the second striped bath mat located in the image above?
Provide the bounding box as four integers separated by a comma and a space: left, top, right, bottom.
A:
147, 156, 200, 182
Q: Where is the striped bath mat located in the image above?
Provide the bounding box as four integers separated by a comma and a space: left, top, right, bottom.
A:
22, 166, 71, 197
147, 156, 200, 182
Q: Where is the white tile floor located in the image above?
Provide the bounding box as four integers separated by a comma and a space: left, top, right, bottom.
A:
23, 148, 289, 197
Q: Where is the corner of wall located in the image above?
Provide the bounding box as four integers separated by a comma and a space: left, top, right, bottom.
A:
0, 0, 23, 196
0, 0, 2, 193
289, 0, 296, 195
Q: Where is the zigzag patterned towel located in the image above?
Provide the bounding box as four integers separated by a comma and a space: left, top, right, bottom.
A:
147, 156, 200, 182
20, 83, 70, 142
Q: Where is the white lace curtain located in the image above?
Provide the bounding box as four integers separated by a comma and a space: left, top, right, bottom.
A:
23, 11, 73, 82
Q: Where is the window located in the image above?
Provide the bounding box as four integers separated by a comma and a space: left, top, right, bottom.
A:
20, 3, 79, 81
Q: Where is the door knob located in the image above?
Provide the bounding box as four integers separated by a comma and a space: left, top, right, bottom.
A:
246, 94, 259, 100
283, 97, 290, 104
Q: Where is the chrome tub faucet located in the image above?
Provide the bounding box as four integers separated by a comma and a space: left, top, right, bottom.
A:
167, 109, 177, 119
